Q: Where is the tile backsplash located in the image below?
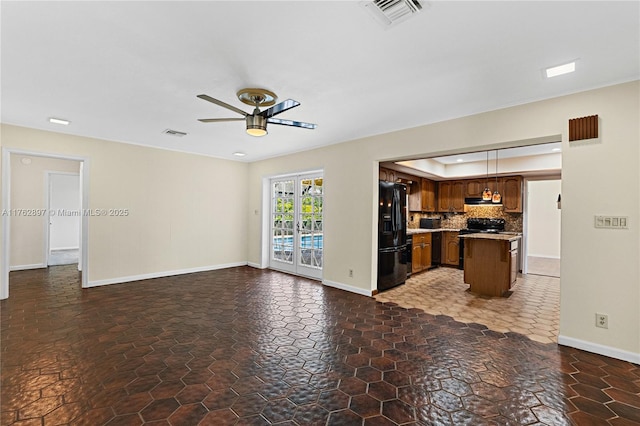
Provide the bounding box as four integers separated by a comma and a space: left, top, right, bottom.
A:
409, 207, 523, 232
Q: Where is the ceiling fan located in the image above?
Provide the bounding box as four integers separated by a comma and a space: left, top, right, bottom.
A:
197, 88, 317, 137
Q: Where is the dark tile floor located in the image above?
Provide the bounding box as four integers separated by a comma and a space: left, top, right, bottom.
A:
2, 265, 639, 425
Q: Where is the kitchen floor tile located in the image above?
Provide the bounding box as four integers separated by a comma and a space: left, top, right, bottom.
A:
2, 265, 638, 425
375, 267, 561, 344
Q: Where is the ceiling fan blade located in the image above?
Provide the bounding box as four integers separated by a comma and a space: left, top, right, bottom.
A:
198, 117, 246, 123
259, 99, 300, 118
267, 117, 317, 129
197, 94, 247, 116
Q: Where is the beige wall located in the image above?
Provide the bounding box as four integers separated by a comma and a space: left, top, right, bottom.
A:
10, 155, 80, 268
1, 125, 249, 286
248, 81, 639, 361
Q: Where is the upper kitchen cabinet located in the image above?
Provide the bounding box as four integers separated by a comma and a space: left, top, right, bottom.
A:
379, 167, 396, 183
408, 177, 436, 212
465, 179, 486, 198
408, 181, 421, 212
421, 178, 436, 212
438, 181, 464, 212
500, 176, 523, 212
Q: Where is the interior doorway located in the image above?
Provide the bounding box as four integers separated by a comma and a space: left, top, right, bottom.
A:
46, 172, 81, 267
524, 179, 561, 277
1, 149, 90, 300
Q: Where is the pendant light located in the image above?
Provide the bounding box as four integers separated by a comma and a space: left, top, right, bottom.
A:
492, 150, 502, 203
482, 151, 492, 201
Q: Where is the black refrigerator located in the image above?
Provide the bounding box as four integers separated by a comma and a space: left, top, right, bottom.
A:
377, 181, 407, 291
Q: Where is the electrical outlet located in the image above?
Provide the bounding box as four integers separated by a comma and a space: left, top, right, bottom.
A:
349, 269, 353, 278
595, 313, 608, 329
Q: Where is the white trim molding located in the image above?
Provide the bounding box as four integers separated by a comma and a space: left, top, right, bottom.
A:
10, 263, 47, 271
87, 262, 248, 288
247, 262, 265, 269
323, 279, 374, 297
558, 335, 640, 364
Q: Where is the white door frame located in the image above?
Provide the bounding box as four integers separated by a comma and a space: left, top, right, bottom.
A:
1, 148, 90, 300
44, 171, 81, 269
264, 169, 324, 281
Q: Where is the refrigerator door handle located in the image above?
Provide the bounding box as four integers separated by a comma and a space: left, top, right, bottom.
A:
391, 189, 400, 232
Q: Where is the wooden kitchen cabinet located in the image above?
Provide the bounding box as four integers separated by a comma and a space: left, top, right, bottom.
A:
500, 176, 523, 212
408, 181, 421, 212
421, 178, 436, 212
409, 178, 436, 212
464, 179, 485, 198
412, 239, 422, 273
411, 232, 432, 273
379, 167, 396, 183
437, 181, 451, 212
463, 237, 513, 297
438, 180, 464, 212
442, 231, 459, 266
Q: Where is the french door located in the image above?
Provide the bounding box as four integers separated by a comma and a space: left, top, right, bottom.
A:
270, 172, 323, 280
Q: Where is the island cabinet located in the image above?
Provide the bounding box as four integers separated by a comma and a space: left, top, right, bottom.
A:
411, 232, 432, 274
441, 231, 459, 266
438, 181, 464, 212
462, 235, 519, 297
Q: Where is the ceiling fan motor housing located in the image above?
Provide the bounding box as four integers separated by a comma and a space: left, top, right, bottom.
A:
246, 114, 267, 136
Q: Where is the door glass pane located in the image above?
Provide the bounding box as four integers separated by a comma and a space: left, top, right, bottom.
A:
298, 176, 323, 270
272, 180, 295, 265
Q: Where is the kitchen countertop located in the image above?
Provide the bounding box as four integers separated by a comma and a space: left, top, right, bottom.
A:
407, 228, 461, 235
459, 233, 521, 242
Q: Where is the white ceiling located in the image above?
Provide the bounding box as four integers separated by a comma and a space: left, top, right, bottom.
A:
2, 1, 638, 162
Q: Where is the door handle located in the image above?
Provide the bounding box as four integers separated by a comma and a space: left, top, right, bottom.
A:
296, 222, 301, 233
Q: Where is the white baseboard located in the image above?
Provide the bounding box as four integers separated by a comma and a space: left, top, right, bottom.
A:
51, 246, 80, 252
10, 263, 46, 271
87, 262, 248, 288
247, 262, 265, 269
558, 335, 640, 364
528, 255, 560, 260
323, 279, 373, 297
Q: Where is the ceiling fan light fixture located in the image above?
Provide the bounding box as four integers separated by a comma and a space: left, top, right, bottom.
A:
246, 114, 267, 137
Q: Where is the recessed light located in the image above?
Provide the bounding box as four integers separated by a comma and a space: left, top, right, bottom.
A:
545, 61, 575, 78
233, 152, 246, 157
456, 159, 464, 163
552, 148, 561, 152
49, 117, 70, 125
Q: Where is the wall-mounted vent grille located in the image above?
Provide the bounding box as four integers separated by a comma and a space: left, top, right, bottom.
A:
163, 129, 188, 137
361, 0, 424, 28
569, 115, 598, 141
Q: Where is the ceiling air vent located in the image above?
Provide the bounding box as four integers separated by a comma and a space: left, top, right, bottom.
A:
163, 129, 188, 137
361, 0, 424, 28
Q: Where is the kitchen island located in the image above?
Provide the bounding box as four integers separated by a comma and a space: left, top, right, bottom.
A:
460, 233, 520, 297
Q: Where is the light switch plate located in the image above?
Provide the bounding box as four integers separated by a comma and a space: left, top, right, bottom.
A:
594, 215, 629, 229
